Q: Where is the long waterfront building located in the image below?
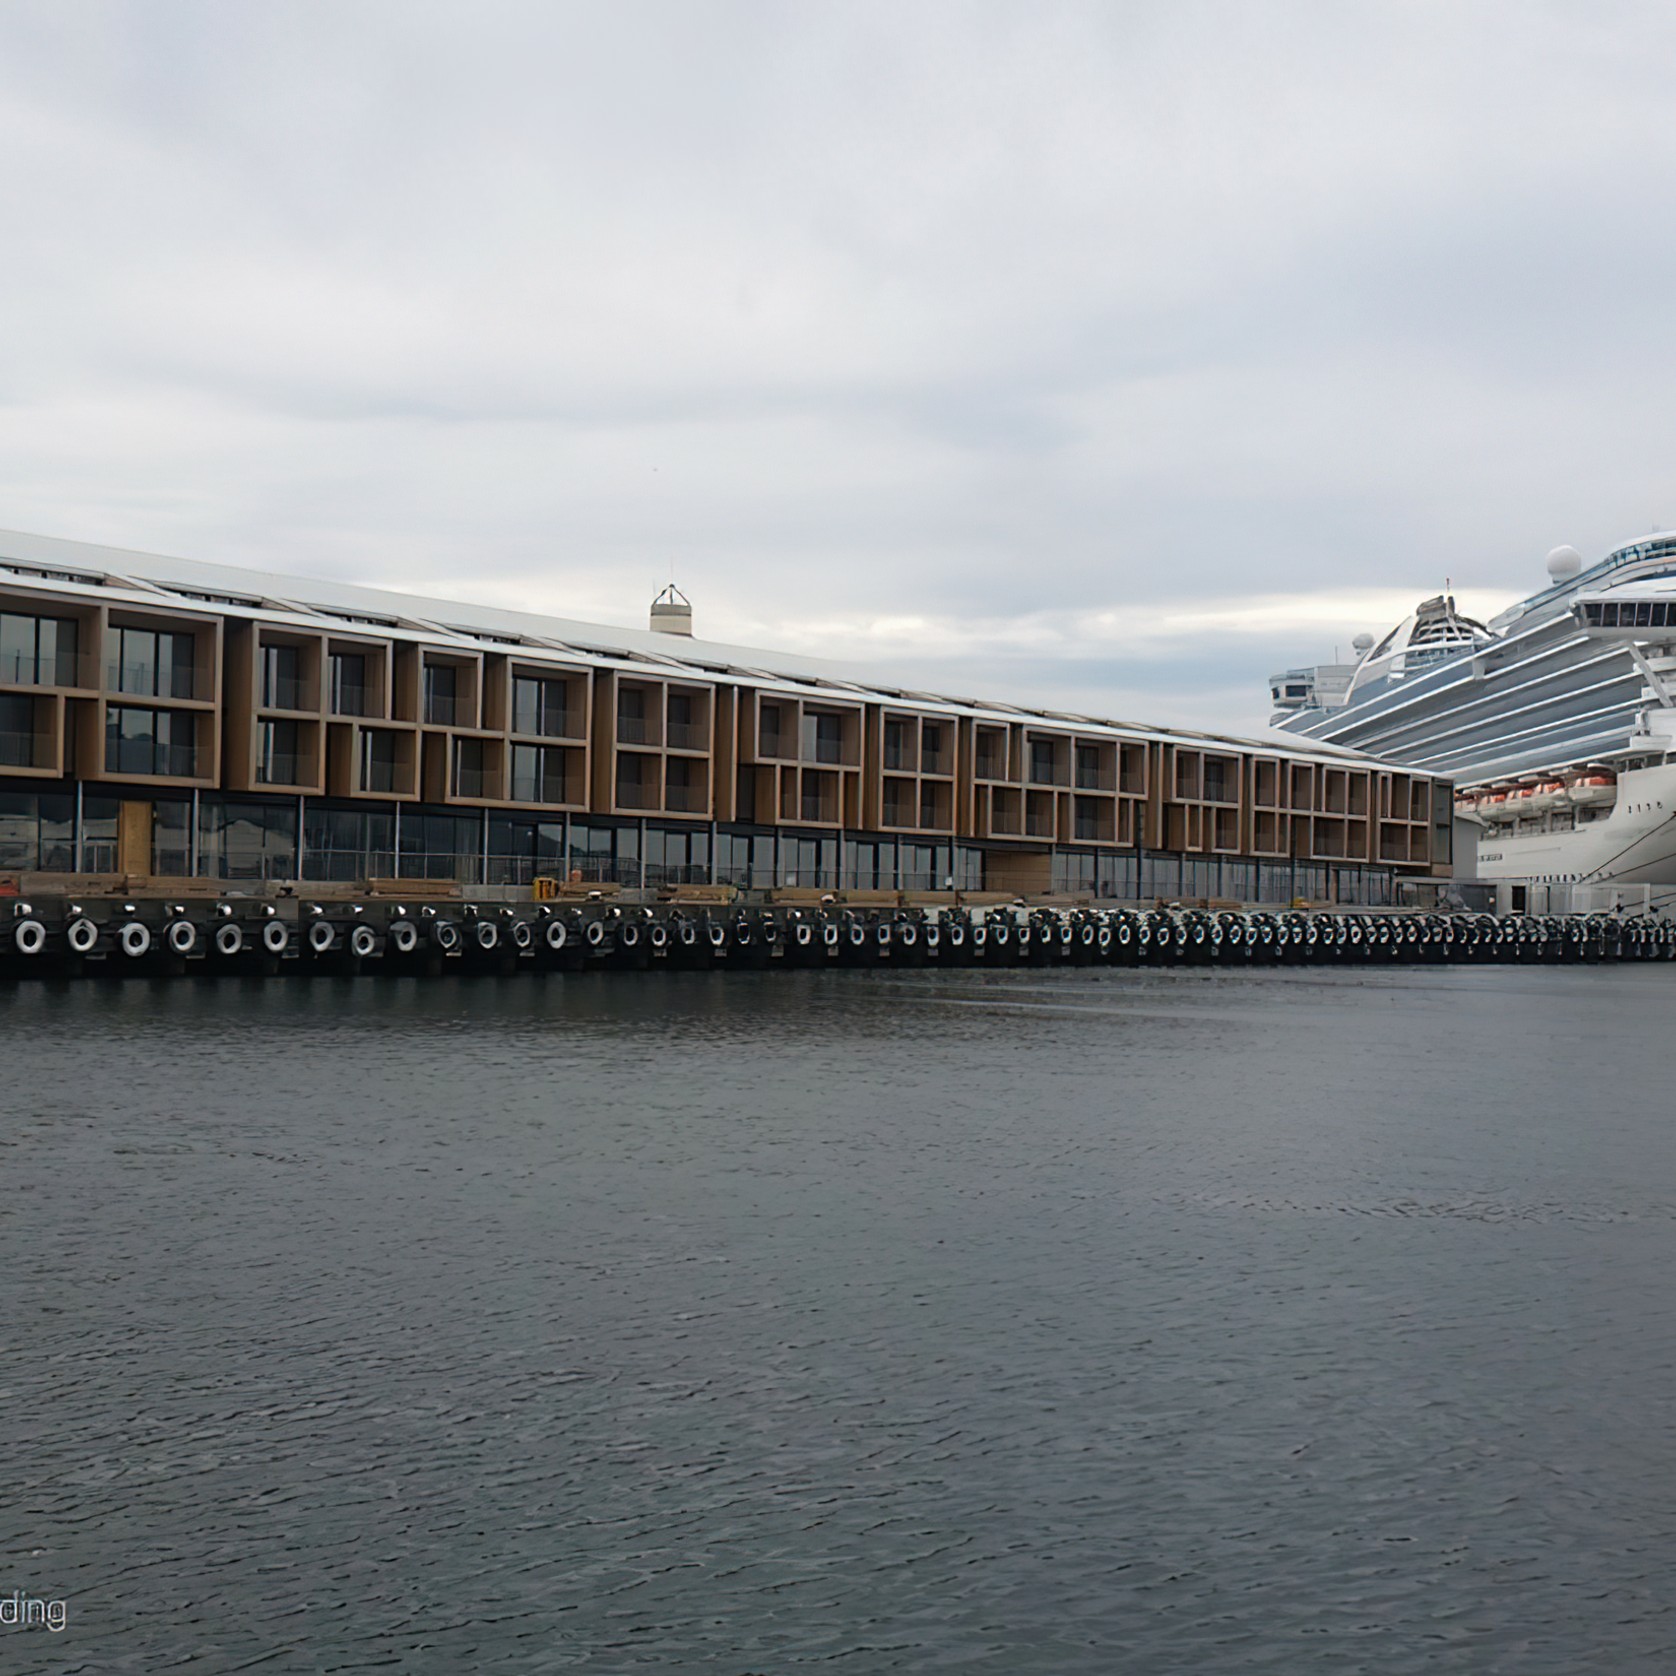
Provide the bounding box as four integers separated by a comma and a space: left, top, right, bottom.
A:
0, 530, 1451, 903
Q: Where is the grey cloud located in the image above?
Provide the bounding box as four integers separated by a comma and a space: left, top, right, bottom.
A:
1, 0, 1673, 726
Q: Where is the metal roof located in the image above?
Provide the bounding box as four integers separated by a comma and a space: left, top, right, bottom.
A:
0, 526, 1408, 770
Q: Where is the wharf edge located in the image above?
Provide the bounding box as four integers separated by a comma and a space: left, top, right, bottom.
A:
2, 896, 1671, 975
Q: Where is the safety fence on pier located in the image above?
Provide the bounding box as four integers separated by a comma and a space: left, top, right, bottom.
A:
2, 898, 1671, 976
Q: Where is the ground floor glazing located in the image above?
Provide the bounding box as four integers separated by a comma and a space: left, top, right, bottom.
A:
0, 784, 1403, 905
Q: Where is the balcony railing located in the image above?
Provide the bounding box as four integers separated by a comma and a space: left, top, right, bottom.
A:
425, 696, 459, 727
0, 729, 35, 767
332, 688, 374, 719
2, 654, 77, 687
513, 711, 580, 740
665, 721, 707, 751
261, 677, 306, 711
665, 783, 708, 813
616, 716, 654, 745
107, 662, 195, 700
256, 754, 304, 786
106, 742, 199, 778
615, 777, 660, 810
511, 773, 570, 805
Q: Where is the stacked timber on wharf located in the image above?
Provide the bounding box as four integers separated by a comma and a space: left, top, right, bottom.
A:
1, 528, 1450, 905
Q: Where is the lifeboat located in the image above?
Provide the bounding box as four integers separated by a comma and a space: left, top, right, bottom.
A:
1508, 782, 1540, 817
1568, 770, 1618, 808
1528, 778, 1567, 815
1453, 790, 1481, 816
1478, 786, 1517, 822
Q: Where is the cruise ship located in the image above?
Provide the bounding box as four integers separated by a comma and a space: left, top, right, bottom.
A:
1270, 533, 1676, 899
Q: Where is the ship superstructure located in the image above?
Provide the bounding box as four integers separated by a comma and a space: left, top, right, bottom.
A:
1272, 534, 1676, 895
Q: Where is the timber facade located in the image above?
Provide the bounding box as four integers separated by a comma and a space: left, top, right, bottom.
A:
0, 531, 1451, 903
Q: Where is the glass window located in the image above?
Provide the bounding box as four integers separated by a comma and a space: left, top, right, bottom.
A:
802, 709, 844, 765
452, 734, 491, 801
360, 729, 399, 792
883, 719, 909, 770
1029, 738, 1059, 784
0, 614, 33, 684
510, 743, 569, 804
398, 809, 481, 883
512, 675, 572, 737
882, 778, 911, 827
424, 663, 458, 726
199, 797, 298, 881
257, 719, 302, 785
262, 643, 303, 710
108, 626, 194, 698
614, 751, 658, 809
9, 615, 79, 686
105, 706, 196, 776
0, 789, 36, 868
302, 805, 395, 883
665, 754, 703, 812
0, 693, 34, 766
666, 690, 701, 750
921, 723, 946, 774
759, 703, 784, 757
330, 652, 371, 717
616, 685, 651, 744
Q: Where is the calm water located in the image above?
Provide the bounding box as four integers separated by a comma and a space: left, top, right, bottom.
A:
3, 966, 1674, 1674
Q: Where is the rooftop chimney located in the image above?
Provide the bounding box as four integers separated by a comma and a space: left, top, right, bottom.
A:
649, 582, 692, 637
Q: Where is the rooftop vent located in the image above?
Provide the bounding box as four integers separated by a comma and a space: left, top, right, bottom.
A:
649, 583, 692, 637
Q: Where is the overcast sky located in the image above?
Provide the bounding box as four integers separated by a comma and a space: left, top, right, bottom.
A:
3, 2, 1675, 730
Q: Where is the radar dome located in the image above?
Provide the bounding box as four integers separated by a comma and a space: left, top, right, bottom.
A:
1546, 545, 1583, 581
1351, 632, 1375, 655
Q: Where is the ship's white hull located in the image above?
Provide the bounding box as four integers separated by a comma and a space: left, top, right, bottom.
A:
1472, 763, 1676, 885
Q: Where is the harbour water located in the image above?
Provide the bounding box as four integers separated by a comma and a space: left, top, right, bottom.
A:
4, 967, 1674, 1673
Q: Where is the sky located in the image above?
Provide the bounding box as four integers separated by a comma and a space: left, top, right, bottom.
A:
3, 1, 1675, 732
